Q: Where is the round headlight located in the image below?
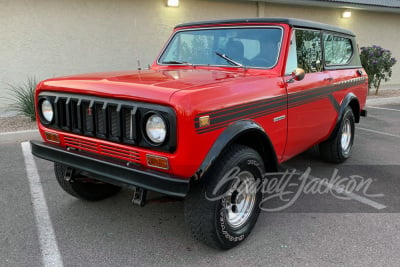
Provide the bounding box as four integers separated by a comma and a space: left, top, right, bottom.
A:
41, 99, 54, 123
145, 114, 167, 144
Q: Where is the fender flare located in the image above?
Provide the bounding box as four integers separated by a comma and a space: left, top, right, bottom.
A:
195, 120, 278, 179
338, 93, 360, 123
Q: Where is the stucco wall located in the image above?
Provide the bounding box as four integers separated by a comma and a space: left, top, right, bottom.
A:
1, 0, 399, 115
0, 0, 257, 115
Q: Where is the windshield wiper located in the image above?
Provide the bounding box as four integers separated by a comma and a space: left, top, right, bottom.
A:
215, 52, 243, 67
161, 60, 191, 65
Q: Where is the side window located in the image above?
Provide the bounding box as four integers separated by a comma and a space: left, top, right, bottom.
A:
295, 29, 323, 73
323, 33, 353, 65
285, 31, 298, 75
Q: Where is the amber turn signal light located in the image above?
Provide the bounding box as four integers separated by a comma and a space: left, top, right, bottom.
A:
44, 132, 60, 143
146, 154, 169, 170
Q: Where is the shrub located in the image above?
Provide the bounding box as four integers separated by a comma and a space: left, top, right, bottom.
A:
360, 45, 397, 95
6, 77, 37, 121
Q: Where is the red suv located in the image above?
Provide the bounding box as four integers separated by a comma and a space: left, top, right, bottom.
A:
31, 18, 368, 249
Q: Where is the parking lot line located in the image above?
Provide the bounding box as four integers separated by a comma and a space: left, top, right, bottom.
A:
356, 127, 400, 138
367, 106, 400, 112
281, 166, 387, 210
320, 180, 386, 210
21, 142, 63, 267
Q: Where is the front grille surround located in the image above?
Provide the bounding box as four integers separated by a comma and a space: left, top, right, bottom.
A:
38, 92, 176, 152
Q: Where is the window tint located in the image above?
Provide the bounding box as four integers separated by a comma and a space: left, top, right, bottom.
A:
323, 34, 353, 65
295, 30, 323, 73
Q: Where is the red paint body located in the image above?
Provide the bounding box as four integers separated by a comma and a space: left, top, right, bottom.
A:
35, 21, 368, 181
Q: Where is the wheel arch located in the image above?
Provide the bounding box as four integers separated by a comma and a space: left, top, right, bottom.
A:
340, 93, 360, 123
195, 120, 278, 180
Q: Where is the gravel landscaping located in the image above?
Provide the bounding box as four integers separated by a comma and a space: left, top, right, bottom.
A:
0, 116, 37, 133
367, 89, 400, 98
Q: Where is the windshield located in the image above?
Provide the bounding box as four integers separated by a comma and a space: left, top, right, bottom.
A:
158, 27, 283, 69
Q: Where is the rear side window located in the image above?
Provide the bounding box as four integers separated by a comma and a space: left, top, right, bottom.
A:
323, 34, 353, 65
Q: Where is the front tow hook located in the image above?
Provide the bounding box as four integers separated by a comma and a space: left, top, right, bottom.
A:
132, 186, 147, 207
64, 166, 74, 182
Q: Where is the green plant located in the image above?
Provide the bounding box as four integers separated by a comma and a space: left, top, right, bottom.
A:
360, 45, 397, 95
6, 77, 37, 121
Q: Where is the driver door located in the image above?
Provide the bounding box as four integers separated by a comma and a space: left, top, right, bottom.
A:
283, 28, 336, 161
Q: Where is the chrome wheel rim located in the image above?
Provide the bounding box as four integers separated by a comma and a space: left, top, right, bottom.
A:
341, 118, 352, 152
224, 171, 256, 229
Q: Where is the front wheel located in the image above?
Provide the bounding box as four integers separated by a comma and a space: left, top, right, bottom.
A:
54, 163, 121, 201
184, 144, 265, 249
319, 106, 355, 163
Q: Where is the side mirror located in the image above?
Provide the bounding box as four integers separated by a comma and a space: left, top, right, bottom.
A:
286, 68, 305, 83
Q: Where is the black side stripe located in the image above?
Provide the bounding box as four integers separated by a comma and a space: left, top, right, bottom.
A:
327, 94, 340, 113
195, 97, 287, 129
196, 105, 286, 134
289, 86, 333, 107
195, 77, 366, 134
195, 95, 287, 122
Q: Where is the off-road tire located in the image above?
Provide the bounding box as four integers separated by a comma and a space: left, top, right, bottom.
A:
184, 144, 265, 249
319, 106, 355, 163
54, 163, 121, 201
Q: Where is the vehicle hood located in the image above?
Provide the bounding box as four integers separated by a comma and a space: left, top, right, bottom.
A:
39, 69, 260, 104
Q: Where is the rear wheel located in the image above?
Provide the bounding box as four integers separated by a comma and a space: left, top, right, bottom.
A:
319, 106, 355, 163
184, 144, 265, 249
54, 163, 121, 201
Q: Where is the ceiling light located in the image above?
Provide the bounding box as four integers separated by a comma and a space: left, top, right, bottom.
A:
342, 10, 352, 18
167, 0, 179, 7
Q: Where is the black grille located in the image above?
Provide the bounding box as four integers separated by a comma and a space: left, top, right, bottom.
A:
51, 95, 137, 144
39, 92, 177, 152
82, 101, 94, 134
109, 105, 119, 138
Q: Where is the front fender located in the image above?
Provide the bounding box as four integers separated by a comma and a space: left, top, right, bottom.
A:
196, 120, 278, 179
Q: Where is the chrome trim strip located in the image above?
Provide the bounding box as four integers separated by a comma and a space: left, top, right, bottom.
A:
273, 115, 286, 122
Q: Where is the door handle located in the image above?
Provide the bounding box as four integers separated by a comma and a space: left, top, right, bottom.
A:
324, 77, 333, 81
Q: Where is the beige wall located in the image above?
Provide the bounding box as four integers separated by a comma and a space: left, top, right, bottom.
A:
1, 0, 399, 115
0, 0, 257, 115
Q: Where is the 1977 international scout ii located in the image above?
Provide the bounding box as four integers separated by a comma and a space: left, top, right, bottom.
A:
31, 18, 367, 249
